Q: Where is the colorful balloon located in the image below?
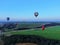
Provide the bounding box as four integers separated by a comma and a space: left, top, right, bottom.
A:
42, 25, 45, 30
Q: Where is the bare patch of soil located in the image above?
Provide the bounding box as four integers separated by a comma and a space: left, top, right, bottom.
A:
0, 41, 4, 45
15, 43, 37, 45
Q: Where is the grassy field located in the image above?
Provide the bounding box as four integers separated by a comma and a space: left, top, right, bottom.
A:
4, 26, 60, 40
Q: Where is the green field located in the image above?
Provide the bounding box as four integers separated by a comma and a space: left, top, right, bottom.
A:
4, 26, 60, 40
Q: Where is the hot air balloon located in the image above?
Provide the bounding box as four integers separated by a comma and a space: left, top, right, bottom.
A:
7, 17, 10, 21
34, 12, 39, 17
34, 12, 39, 26
42, 25, 45, 31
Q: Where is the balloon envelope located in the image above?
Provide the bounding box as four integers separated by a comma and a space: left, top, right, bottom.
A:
34, 12, 39, 17
7, 17, 10, 21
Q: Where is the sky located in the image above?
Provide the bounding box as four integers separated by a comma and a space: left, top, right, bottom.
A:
0, 0, 60, 21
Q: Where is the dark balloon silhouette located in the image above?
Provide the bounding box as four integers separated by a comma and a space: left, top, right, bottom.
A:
34, 12, 39, 17
7, 17, 10, 21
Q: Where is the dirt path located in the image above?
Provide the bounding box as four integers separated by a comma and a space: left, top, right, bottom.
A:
15, 43, 37, 45
0, 38, 4, 45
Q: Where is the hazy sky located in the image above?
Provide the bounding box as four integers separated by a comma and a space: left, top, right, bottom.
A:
0, 0, 60, 21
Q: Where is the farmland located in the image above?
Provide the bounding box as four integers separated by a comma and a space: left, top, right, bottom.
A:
1, 22, 60, 45
4, 26, 60, 40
